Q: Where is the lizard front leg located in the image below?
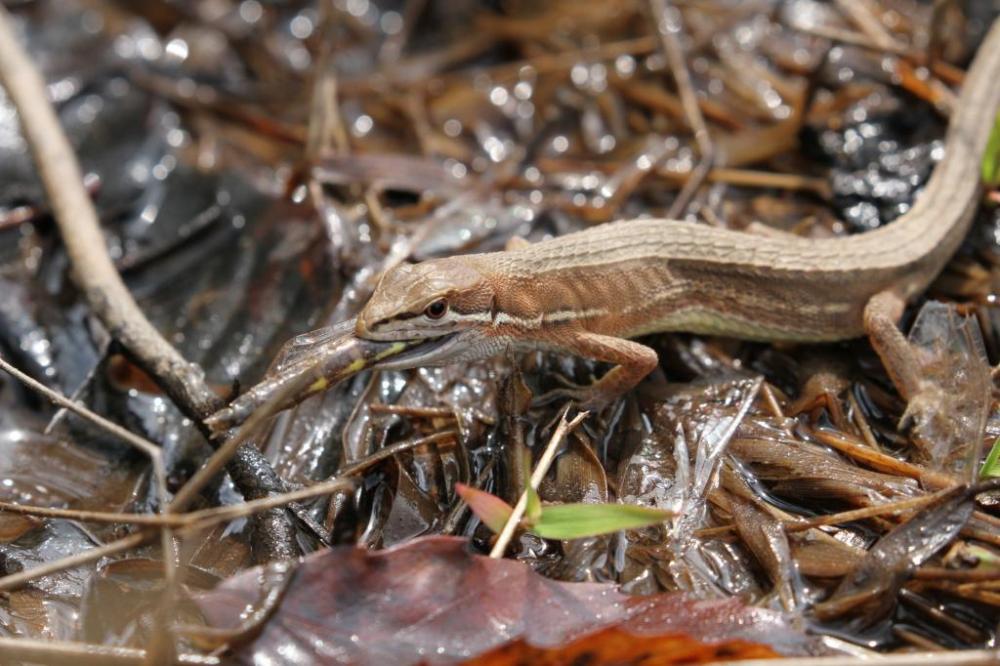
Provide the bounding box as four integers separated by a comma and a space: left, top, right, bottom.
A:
537, 331, 659, 411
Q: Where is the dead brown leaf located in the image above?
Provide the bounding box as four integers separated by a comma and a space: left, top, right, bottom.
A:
196, 536, 814, 665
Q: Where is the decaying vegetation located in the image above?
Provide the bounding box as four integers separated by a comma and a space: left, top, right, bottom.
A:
0, 1, 998, 663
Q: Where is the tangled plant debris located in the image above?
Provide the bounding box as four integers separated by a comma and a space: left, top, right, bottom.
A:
0, 0, 998, 663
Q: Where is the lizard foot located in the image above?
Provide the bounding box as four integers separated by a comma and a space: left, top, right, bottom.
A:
898, 381, 953, 459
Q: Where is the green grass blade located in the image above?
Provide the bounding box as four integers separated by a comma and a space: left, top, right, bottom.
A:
982, 112, 1000, 186
525, 483, 542, 523
980, 437, 1000, 479
531, 503, 674, 540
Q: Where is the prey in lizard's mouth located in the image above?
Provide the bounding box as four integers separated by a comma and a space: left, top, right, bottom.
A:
368, 330, 468, 370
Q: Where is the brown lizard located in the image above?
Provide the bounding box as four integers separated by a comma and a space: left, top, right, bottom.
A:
355, 20, 1000, 414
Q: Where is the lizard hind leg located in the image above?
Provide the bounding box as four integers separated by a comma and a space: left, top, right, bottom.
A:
862, 290, 923, 403
862, 290, 959, 452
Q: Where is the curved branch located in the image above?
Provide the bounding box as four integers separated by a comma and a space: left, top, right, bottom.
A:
0, 6, 296, 561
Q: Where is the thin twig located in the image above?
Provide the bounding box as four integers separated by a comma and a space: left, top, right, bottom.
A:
342, 35, 658, 94
180, 431, 458, 532
792, 22, 913, 56
489, 408, 588, 558
0, 474, 353, 593
378, 0, 426, 65
0, 636, 219, 666
306, 8, 351, 160
697, 485, 958, 539
0, 5, 297, 563
810, 428, 956, 489
0, 355, 160, 460
706, 650, 1000, 666
848, 390, 883, 453
926, 0, 950, 69
0, 500, 184, 527
650, 0, 715, 218
914, 566, 1000, 582
44, 348, 107, 436
0, 10, 218, 416
759, 382, 786, 419
0, 483, 323, 593
0, 353, 178, 625
369, 403, 457, 418
180, 479, 358, 533
0, 532, 147, 593
785, 486, 956, 531
0, 430, 457, 535
834, 0, 907, 53
669, 158, 713, 218
703, 168, 831, 198
336, 430, 457, 477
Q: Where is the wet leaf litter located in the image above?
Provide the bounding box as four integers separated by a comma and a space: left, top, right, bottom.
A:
0, 0, 997, 664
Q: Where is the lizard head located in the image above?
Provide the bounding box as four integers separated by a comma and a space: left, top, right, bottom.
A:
356, 257, 495, 351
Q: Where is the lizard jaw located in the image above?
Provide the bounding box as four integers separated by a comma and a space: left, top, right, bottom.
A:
372, 331, 470, 369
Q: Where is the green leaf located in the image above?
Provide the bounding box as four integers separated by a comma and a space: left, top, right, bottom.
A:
980, 437, 1000, 479
982, 112, 1000, 187
525, 484, 542, 523
963, 543, 1000, 569
455, 483, 513, 534
530, 503, 674, 540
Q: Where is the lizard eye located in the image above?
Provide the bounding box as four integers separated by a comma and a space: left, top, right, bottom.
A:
424, 298, 448, 319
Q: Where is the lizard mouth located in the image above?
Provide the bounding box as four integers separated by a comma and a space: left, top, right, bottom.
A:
372, 331, 464, 369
